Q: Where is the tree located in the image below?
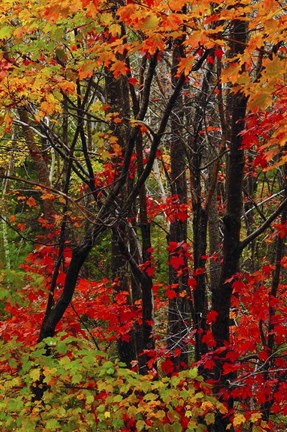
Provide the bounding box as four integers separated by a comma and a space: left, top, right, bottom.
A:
1, 0, 287, 431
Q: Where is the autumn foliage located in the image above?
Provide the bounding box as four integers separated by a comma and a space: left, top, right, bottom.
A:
1, 0, 287, 431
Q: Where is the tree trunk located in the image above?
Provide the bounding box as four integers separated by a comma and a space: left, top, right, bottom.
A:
167, 38, 189, 370
211, 18, 248, 431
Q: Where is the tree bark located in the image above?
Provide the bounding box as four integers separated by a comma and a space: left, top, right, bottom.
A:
211, 18, 248, 432
167, 38, 189, 369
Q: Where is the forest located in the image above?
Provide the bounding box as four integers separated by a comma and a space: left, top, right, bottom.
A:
0, 0, 287, 431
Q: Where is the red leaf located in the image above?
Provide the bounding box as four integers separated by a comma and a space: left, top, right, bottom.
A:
165, 289, 177, 299
259, 351, 269, 362
145, 266, 155, 277
203, 359, 215, 370
128, 77, 138, 86
188, 278, 197, 289
214, 48, 223, 59
194, 267, 205, 276
17, 223, 27, 232
161, 359, 174, 375
167, 242, 180, 252
222, 362, 239, 375
207, 310, 218, 323
202, 331, 216, 348
169, 255, 185, 270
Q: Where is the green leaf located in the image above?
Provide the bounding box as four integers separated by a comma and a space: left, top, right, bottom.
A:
205, 412, 215, 426
136, 420, 147, 431
0, 26, 13, 40
46, 418, 60, 430
188, 368, 198, 379
171, 423, 182, 432
29, 367, 41, 382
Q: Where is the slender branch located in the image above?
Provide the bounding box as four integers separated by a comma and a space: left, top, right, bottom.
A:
239, 197, 287, 251
70, 302, 101, 350
200, 149, 229, 171
243, 189, 284, 217
124, 72, 186, 211
0, 174, 97, 223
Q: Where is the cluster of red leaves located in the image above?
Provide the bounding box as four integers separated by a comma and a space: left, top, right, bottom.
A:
94, 162, 117, 189
0, 244, 141, 347
146, 195, 190, 223
224, 267, 287, 422
241, 103, 287, 171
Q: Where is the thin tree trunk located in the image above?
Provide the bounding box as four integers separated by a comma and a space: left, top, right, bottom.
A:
167, 38, 189, 369
261, 162, 287, 421
136, 132, 155, 374
190, 66, 213, 361
211, 18, 248, 431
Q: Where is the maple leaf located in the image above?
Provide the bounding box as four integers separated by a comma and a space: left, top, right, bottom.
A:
168, 0, 189, 12
161, 359, 174, 375
58, 80, 76, 95
169, 255, 185, 270
78, 60, 96, 79
223, 362, 239, 375
188, 278, 197, 289
202, 331, 216, 348
214, 48, 223, 59
206, 310, 218, 324
233, 414, 246, 427
203, 359, 215, 370
145, 266, 155, 277
128, 77, 138, 86
167, 242, 180, 252
165, 289, 177, 299
17, 223, 27, 232
110, 60, 128, 78
140, 13, 160, 31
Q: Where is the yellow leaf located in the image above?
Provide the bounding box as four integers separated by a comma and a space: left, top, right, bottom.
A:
29, 368, 40, 382
109, 24, 122, 37
58, 196, 67, 204
250, 412, 262, 423
219, 404, 228, 414
233, 413, 246, 427
141, 13, 160, 30
201, 401, 214, 411
248, 92, 271, 112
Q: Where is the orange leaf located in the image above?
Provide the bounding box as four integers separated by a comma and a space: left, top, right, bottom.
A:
17, 223, 27, 232
27, 197, 37, 207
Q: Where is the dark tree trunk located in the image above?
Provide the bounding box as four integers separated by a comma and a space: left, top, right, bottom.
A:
211, 18, 248, 432
105, 71, 139, 367
136, 132, 155, 374
189, 66, 213, 361
167, 38, 189, 370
